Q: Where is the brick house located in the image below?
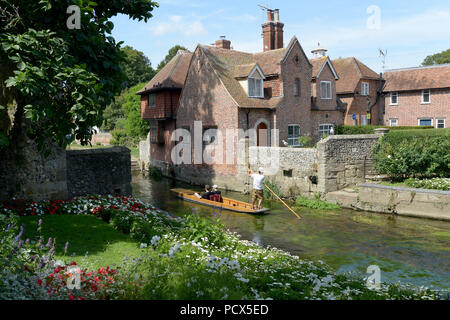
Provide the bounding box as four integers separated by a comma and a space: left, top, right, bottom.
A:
332, 57, 384, 125
137, 50, 192, 171
139, 9, 344, 188
383, 64, 450, 128
309, 44, 346, 138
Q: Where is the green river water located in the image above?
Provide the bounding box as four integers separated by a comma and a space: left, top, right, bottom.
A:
131, 173, 450, 291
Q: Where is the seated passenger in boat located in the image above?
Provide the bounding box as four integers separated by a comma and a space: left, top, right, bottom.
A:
194, 185, 215, 199
210, 185, 223, 202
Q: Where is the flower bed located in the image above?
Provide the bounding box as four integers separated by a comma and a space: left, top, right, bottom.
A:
0, 196, 447, 300
405, 178, 450, 191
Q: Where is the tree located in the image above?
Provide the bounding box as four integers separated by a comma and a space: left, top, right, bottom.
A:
109, 82, 149, 147
0, 0, 158, 150
422, 49, 450, 66
121, 46, 155, 88
157, 45, 187, 72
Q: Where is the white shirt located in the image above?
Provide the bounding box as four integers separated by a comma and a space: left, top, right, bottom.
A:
251, 174, 265, 190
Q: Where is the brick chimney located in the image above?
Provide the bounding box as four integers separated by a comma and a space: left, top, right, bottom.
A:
215, 36, 231, 50
262, 9, 284, 52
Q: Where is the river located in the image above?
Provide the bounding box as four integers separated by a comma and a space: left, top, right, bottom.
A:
131, 173, 450, 290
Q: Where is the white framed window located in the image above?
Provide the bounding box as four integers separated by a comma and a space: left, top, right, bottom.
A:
418, 118, 433, 126
288, 124, 301, 147
390, 92, 398, 105
294, 78, 300, 97
436, 118, 446, 129
361, 115, 368, 126
421, 90, 431, 104
361, 82, 370, 96
318, 124, 334, 138
320, 81, 332, 100
389, 118, 398, 127
148, 94, 156, 108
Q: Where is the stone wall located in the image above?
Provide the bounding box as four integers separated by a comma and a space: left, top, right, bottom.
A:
316, 134, 381, 193
328, 184, 450, 221
0, 139, 68, 201
248, 146, 318, 196
66, 147, 132, 199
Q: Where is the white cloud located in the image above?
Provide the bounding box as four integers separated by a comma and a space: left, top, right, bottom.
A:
152, 15, 207, 36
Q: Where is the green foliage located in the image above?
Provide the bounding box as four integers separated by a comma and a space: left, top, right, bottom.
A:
182, 214, 227, 248
263, 180, 282, 199
0, 0, 158, 149
105, 82, 148, 146
110, 211, 133, 234
120, 46, 155, 88
422, 49, 450, 66
405, 178, 450, 191
336, 125, 434, 135
295, 196, 340, 210
157, 45, 187, 72
298, 136, 312, 148
373, 129, 450, 180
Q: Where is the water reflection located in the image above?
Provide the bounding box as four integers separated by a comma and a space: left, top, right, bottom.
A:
131, 172, 450, 290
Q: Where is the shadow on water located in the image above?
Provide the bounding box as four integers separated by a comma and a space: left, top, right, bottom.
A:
132, 173, 450, 290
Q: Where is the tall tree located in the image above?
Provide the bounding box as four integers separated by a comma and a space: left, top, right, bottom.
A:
157, 45, 187, 72
121, 45, 155, 88
422, 49, 450, 66
0, 0, 158, 150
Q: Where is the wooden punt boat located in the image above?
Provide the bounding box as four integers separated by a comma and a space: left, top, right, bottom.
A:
170, 188, 270, 214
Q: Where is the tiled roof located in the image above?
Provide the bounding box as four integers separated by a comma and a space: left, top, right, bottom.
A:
200, 45, 287, 109
310, 56, 328, 78
137, 50, 193, 94
383, 64, 450, 92
332, 57, 380, 94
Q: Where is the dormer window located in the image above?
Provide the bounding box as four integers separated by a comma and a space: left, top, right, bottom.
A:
320, 81, 332, 100
248, 66, 265, 98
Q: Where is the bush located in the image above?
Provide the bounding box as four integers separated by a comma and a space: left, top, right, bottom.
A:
263, 180, 282, 200
296, 195, 340, 210
298, 136, 312, 148
373, 129, 450, 180
336, 125, 435, 135
110, 211, 134, 234
110, 128, 140, 147
405, 178, 450, 191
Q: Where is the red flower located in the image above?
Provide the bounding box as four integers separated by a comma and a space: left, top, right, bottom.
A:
68, 292, 75, 300
37, 279, 43, 286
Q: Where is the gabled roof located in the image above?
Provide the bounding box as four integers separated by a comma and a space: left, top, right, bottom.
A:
137, 50, 193, 95
332, 57, 380, 94
383, 64, 450, 92
310, 56, 339, 80
198, 36, 311, 109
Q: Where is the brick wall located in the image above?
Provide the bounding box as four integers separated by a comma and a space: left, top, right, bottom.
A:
341, 78, 383, 125
176, 47, 239, 178
276, 41, 313, 143
383, 88, 450, 127
141, 90, 181, 120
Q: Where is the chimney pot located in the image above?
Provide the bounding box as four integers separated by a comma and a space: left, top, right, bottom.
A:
274, 9, 279, 22
267, 9, 274, 22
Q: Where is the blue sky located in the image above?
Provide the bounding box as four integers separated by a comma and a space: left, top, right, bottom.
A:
111, 0, 450, 73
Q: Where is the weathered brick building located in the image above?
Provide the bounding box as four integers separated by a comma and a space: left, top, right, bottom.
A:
383, 64, 450, 128
332, 57, 384, 125
137, 50, 192, 172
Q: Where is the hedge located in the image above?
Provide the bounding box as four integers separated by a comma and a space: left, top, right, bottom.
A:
335, 125, 435, 135
372, 129, 450, 180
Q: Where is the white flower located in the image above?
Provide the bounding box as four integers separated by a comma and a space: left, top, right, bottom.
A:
140, 243, 148, 249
